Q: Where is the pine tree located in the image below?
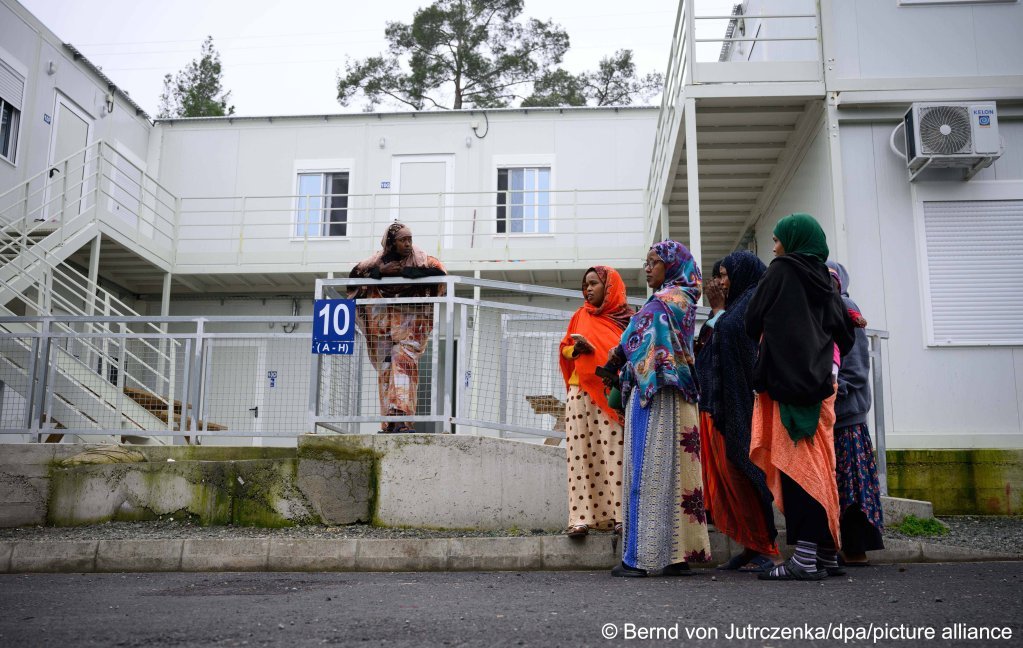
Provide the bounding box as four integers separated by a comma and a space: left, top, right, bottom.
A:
158, 36, 235, 118
337, 0, 569, 110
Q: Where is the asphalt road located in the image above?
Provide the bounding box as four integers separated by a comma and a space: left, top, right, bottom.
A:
1, 563, 1020, 647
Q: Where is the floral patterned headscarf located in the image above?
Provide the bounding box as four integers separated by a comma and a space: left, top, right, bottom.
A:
619, 241, 703, 408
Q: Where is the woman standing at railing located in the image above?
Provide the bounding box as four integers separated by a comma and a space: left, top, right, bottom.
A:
745, 214, 856, 581
558, 266, 634, 539
602, 241, 711, 577
349, 222, 447, 434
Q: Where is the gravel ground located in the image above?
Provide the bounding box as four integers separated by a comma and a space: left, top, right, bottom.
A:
885, 515, 1023, 554
1, 516, 1021, 554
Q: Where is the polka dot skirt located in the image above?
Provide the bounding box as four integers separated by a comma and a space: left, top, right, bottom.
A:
564, 385, 624, 530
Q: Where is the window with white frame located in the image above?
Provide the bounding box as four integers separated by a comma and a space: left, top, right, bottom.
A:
0, 58, 25, 164
919, 198, 1023, 345
496, 166, 551, 234
296, 171, 349, 237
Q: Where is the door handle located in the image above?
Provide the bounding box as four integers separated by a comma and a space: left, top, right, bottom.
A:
249, 406, 258, 418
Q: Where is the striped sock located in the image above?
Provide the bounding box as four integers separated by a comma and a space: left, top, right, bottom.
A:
818, 547, 839, 570
793, 541, 818, 572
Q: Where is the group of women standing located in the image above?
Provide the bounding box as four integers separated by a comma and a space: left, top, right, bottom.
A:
558, 213, 884, 579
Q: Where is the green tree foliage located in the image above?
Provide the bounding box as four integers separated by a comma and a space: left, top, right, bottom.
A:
158, 36, 235, 118
524, 49, 664, 107
337, 0, 570, 110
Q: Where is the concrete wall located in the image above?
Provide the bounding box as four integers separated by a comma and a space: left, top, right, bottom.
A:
0, 443, 372, 528
1, 435, 572, 531
0, 0, 151, 193
302, 434, 569, 531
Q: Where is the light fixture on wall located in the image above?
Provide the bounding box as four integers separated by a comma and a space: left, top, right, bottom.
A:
103, 93, 115, 115
378, 137, 386, 149
46, 60, 57, 76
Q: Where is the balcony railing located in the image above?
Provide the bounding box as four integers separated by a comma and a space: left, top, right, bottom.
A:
175, 188, 648, 271
643, 0, 824, 242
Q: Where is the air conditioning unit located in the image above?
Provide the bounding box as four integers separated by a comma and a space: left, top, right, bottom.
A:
902, 102, 1001, 181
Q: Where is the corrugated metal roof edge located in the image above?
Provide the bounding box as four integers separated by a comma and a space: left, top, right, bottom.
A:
63, 43, 151, 121
153, 104, 658, 125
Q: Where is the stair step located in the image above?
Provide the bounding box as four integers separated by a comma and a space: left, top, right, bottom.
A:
122, 386, 227, 431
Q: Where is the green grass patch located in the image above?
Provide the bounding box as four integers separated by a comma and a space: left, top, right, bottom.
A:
894, 515, 949, 537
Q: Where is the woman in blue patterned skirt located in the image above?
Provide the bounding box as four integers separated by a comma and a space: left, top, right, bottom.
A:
604, 240, 711, 577
826, 261, 884, 566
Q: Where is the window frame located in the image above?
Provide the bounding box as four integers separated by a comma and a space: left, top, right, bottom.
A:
911, 179, 1023, 347
898, 0, 1016, 5
492, 155, 556, 236
0, 47, 28, 167
291, 159, 354, 241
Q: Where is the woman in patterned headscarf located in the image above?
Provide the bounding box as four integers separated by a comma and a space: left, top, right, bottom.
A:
349, 222, 446, 433
603, 241, 711, 577
558, 266, 634, 538
746, 213, 855, 581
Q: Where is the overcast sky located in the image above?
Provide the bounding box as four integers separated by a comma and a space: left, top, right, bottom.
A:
19, 0, 736, 117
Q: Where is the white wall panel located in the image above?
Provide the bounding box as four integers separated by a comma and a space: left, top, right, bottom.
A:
828, 0, 1023, 82
838, 121, 1023, 449
754, 122, 834, 258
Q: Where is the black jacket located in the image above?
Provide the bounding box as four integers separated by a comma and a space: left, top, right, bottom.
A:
745, 254, 855, 405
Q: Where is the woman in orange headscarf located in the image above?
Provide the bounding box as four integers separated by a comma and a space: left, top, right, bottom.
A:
558, 266, 634, 538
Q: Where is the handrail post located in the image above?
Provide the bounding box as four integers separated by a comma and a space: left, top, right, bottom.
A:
172, 196, 182, 266
442, 276, 455, 433
188, 319, 205, 435
685, 0, 696, 84
59, 159, 69, 247
571, 189, 578, 261
870, 333, 889, 497
238, 196, 246, 264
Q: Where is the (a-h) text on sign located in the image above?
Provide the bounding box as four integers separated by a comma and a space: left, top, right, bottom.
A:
312, 299, 356, 355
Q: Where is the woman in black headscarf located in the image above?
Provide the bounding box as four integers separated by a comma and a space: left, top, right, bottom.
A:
698, 251, 778, 573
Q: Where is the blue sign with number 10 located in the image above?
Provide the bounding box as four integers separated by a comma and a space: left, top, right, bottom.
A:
312, 299, 356, 355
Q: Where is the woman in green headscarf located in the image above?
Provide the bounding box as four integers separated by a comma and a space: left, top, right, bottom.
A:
745, 213, 856, 581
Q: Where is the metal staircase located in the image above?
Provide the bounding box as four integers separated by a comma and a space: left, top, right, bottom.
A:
0, 141, 181, 442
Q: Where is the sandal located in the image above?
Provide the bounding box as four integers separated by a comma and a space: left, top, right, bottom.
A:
393, 423, 417, 434
757, 558, 826, 581
611, 562, 648, 578
379, 422, 396, 434
566, 524, 589, 538
737, 555, 775, 573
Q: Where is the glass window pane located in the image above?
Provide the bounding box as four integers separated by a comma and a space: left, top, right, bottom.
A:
496, 168, 508, 234
0, 103, 11, 158
538, 168, 550, 233
510, 169, 523, 192
327, 172, 348, 237
296, 173, 322, 237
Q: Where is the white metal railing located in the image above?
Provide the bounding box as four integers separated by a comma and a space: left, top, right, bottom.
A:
643, 0, 824, 240
175, 188, 647, 270
0, 287, 892, 492
0, 141, 182, 421
0, 140, 177, 263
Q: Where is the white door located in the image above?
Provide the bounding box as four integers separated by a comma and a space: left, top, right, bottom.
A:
391, 154, 454, 248
201, 342, 264, 444
44, 94, 93, 221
